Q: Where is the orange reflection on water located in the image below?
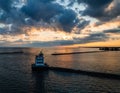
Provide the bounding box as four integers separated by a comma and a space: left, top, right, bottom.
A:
99, 52, 120, 74
56, 55, 74, 68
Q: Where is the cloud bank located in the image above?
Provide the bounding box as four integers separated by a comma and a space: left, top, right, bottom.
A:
0, 0, 120, 46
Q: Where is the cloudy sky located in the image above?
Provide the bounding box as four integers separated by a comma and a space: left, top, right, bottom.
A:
0, 0, 120, 47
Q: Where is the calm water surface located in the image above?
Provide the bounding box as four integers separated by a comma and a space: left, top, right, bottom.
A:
0, 47, 120, 93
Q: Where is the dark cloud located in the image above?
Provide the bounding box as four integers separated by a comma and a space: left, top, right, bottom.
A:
0, 8, 30, 35
21, 0, 63, 22
77, 19, 90, 31
68, 0, 120, 22
52, 33, 109, 45
67, 0, 75, 7
0, 0, 88, 35
105, 1, 120, 21
87, 33, 108, 41
79, 33, 108, 43
21, 0, 84, 32
58, 9, 78, 31
0, 28, 7, 35
80, 0, 113, 21
75, 0, 120, 21
77, 0, 113, 8
0, 11, 9, 22
104, 28, 120, 33
0, 0, 12, 12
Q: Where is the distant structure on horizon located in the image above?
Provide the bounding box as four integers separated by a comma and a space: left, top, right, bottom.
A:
99, 47, 120, 51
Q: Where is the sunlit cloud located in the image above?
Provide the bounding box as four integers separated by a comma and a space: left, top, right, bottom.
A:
0, 0, 120, 47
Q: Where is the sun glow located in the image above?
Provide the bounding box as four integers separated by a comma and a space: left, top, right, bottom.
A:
25, 27, 74, 41
80, 40, 120, 47
0, 27, 75, 42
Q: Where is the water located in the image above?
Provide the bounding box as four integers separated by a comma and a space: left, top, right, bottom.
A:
0, 47, 120, 93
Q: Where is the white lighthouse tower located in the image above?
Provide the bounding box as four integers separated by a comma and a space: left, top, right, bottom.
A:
32, 51, 48, 71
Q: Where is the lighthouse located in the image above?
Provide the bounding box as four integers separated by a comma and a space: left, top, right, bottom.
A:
32, 51, 48, 71
35, 51, 45, 66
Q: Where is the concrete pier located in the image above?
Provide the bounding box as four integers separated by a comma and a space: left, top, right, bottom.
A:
32, 66, 120, 80
32, 64, 49, 71
32, 51, 120, 80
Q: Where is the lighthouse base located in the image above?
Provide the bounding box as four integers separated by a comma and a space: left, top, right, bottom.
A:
32, 64, 49, 71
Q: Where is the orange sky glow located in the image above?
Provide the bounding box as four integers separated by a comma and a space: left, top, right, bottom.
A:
0, 0, 120, 47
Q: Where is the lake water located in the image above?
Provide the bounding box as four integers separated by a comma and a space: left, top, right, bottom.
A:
0, 47, 120, 93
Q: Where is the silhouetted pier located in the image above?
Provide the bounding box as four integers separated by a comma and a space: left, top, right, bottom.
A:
99, 47, 120, 51
51, 51, 105, 55
0, 51, 24, 54
32, 66, 120, 80
32, 50, 120, 80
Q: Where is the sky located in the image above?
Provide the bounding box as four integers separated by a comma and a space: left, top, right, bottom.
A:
0, 0, 120, 47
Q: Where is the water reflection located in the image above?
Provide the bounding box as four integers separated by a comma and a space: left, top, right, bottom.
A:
30, 71, 48, 93
51, 55, 74, 68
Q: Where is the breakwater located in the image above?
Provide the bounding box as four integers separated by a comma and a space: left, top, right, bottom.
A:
51, 51, 105, 55
32, 66, 120, 80
0, 51, 24, 54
